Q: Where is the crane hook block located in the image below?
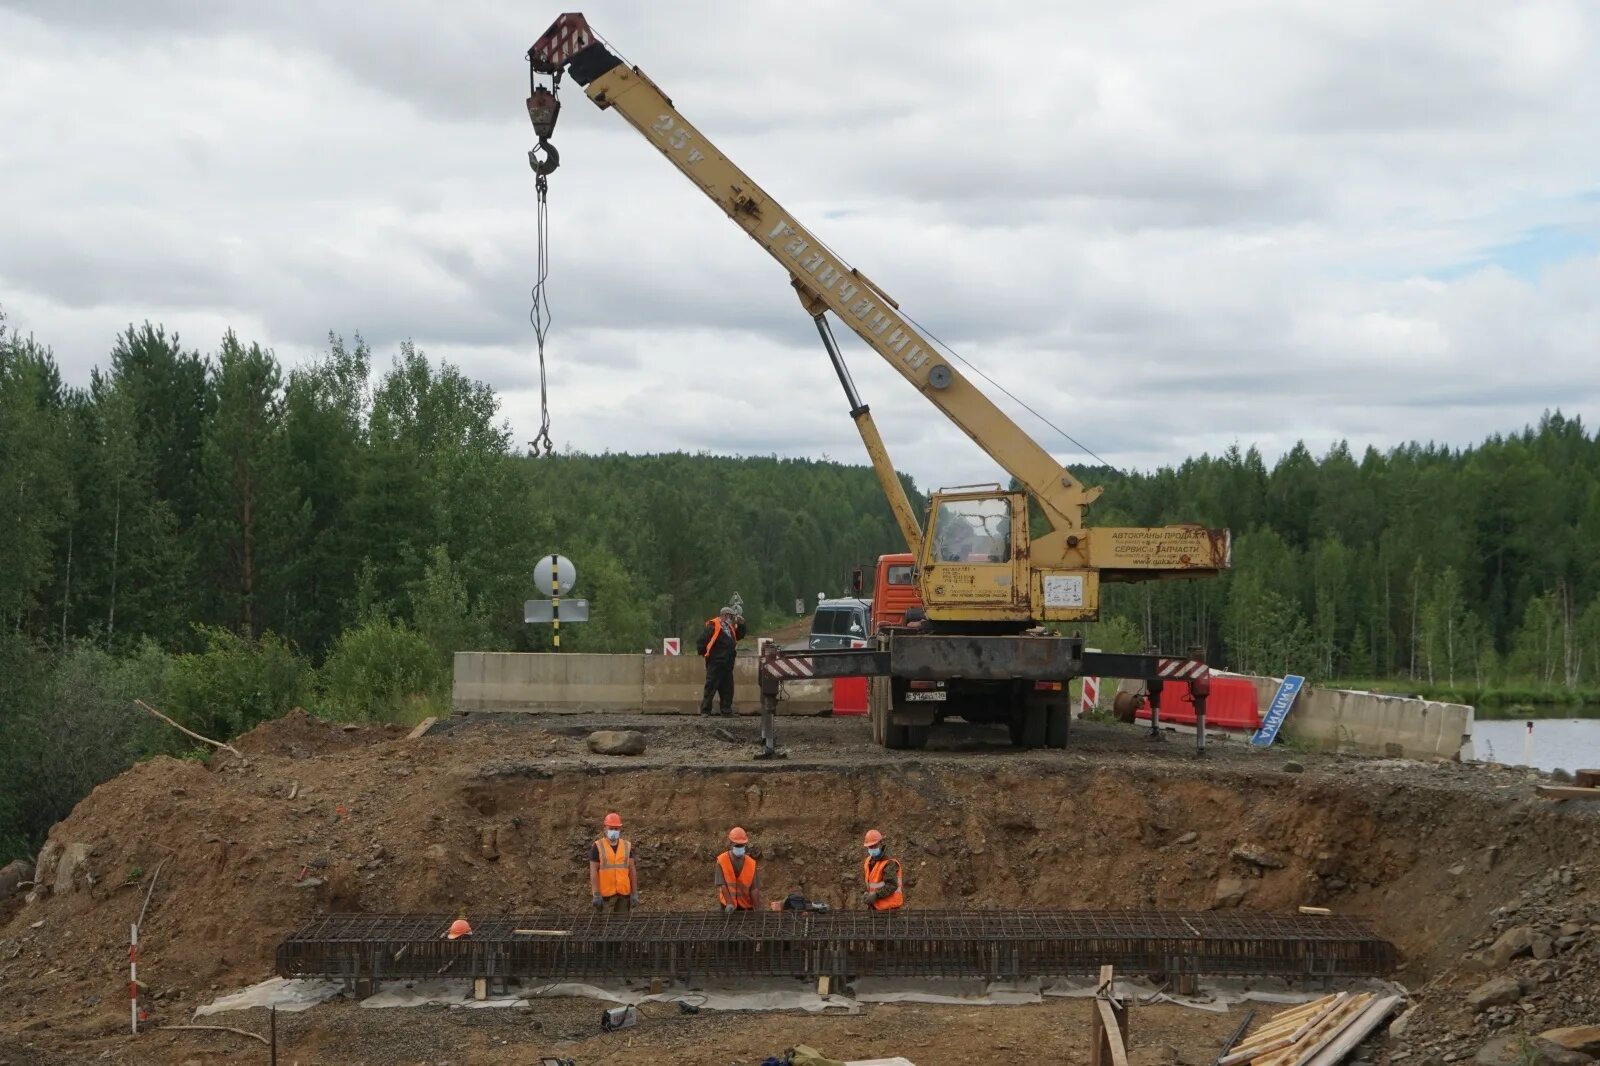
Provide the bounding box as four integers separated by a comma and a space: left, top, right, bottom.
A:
527, 87, 562, 141
528, 139, 560, 177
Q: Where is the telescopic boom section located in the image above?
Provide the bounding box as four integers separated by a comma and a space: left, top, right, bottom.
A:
528, 13, 1099, 534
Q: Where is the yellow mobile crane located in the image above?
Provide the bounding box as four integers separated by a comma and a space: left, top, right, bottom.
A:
526, 14, 1230, 755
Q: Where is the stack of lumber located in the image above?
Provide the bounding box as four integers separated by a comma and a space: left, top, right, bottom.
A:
1218, 991, 1402, 1066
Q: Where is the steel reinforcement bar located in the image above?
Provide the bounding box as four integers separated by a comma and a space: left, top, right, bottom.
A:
276, 910, 1395, 988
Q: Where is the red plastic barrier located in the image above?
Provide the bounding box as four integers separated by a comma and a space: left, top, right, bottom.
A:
1134, 676, 1260, 730
833, 677, 868, 716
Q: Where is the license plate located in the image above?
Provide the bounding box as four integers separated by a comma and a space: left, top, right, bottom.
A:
904, 691, 946, 702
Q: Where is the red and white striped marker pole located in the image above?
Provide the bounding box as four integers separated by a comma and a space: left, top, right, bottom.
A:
1080, 675, 1100, 717
129, 923, 139, 1034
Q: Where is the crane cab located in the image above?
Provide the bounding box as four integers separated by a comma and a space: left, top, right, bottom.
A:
917, 488, 1101, 624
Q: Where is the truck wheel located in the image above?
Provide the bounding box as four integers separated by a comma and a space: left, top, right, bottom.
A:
903, 725, 929, 749
869, 677, 889, 746
884, 722, 913, 749
1045, 699, 1069, 748
1007, 711, 1026, 747
1021, 704, 1047, 749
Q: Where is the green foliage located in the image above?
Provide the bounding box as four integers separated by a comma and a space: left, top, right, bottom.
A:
317, 618, 448, 723
163, 627, 311, 740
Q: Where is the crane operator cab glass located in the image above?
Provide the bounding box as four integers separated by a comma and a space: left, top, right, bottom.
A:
920, 492, 1029, 615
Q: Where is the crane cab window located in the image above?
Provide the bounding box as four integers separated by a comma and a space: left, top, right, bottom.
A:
932, 497, 1011, 563
885, 564, 914, 586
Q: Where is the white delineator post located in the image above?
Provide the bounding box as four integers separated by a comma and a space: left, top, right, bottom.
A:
1522, 720, 1534, 768
129, 923, 139, 1034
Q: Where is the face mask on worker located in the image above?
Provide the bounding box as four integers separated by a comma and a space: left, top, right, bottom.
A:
731, 845, 746, 858
867, 846, 882, 859
606, 829, 621, 843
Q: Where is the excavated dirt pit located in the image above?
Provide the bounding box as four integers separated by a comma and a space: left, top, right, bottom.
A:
1, 710, 1595, 1065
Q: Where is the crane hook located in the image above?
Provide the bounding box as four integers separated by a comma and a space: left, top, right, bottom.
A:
529, 138, 560, 177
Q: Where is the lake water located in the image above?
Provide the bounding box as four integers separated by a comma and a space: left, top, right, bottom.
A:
1470, 717, 1600, 773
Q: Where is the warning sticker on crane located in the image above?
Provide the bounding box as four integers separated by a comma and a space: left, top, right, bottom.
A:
1043, 575, 1085, 608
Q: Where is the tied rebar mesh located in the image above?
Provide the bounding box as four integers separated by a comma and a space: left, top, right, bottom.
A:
275, 910, 1396, 986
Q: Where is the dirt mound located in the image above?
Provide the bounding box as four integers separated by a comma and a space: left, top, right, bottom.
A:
0, 712, 1595, 1062
233, 706, 398, 758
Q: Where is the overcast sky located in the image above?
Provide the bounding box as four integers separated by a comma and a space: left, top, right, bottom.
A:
3, 1, 1597, 491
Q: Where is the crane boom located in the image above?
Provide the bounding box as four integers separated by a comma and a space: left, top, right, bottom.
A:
526, 14, 1229, 627
530, 16, 1096, 534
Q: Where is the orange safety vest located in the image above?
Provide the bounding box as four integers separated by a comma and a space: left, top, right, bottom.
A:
594, 837, 632, 897
715, 851, 757, 909
863, 855, 904, 911
702, 616, 736, 658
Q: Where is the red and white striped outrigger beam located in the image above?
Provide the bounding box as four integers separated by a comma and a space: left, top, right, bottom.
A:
1155, 657, 1209, 681
762, 655, 815, 679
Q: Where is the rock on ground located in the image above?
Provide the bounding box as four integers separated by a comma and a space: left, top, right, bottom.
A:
587, 730, 647, 756
0, 859, 31, 898
1489, 925, 1536, 967
1543, 1029, 1600, 1057
1467, 975, 1524, 1012
1230, 845, 1287, 869
1213, 876, 1250, 909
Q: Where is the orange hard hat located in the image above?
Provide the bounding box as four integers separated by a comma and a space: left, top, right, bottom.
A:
446, 919, 472, 940
863, 829, 884, 847
727, 826, 749, 845
604, 812, 623, 829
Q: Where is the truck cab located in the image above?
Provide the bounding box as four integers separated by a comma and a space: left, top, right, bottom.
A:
869, 553, 920, 630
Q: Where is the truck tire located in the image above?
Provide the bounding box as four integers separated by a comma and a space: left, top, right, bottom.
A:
903, 725, 929, 749
1021, 704, 1047, 748
1045, 699, 1069, 748
869, 677, 889, 746
1007, 711, 1026, 747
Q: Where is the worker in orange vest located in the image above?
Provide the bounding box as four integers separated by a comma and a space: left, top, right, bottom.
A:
714, 826, 761, 912
696, 606, 747, 716
861, 829, 903, 911
589, 811, 638, 914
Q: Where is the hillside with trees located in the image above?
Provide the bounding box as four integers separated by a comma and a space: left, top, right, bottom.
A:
3, 304, 1599, 860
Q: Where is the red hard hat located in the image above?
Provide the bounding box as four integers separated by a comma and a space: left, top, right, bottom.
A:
604, 812, 623, 829
863, 829, 884, 847
446, 919, 472, 940
727, 826, 749, 845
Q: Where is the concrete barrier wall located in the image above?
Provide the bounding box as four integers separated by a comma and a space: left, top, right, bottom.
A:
453, 652, 832, 715
1116, 673, 1474, 761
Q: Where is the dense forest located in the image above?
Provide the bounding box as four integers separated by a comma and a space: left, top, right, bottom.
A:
4, 305, 1600, 860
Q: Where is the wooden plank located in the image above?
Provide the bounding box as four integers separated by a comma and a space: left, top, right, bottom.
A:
1301, 996, 1402, 1066
1098, 997, 1131, 1066
1224, 995, 1348, 1064
1237, 1003, 1325, 1044
1233, 1002, 1336, 1052
407, 717, 438, 740
817, 976, 831, 996
1576, 769, 1600, 788
1536, 784, 1600, 802
513, 929, 573, 936
1297, 906, 1332, 916
1282, 994, 1374, 1066
473, 977, 487, 1001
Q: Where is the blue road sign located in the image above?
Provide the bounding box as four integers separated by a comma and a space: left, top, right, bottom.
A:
1251, 675, 1305, 746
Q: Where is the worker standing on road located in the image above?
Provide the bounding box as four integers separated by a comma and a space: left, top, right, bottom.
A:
714, 826, 761, 912
861, 829, 903, 911
590, 812, 639, 914
697, 606, 747, 716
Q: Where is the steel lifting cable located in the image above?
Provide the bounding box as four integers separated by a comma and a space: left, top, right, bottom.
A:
528, 170, 555, 457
